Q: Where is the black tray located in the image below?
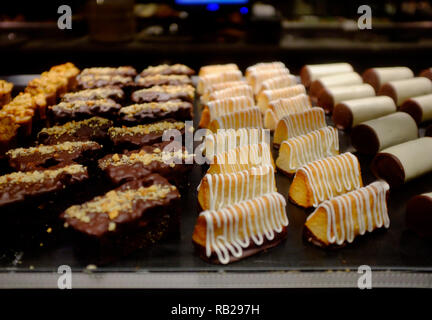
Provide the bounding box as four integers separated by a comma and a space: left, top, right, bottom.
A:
0, 75, 431, 289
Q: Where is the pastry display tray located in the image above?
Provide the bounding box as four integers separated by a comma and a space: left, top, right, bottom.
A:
0, 75, 431, 289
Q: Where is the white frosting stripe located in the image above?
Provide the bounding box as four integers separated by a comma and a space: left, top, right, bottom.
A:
277, 107, 327, 141
261, 74, 297, 92
201, 192, 288, 264
209, 84, 254, 101
207, 96, 254, 120
214, 108, 263, 130
271, 93, 312, 120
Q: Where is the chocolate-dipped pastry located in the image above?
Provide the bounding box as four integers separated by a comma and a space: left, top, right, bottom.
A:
62, 87, 124, 102
140, 64, 195, 77
6, 141, 102, 172
37, 117, 113, 145
420, 68, 432, 81
0, 114, 18, 155
49, 99, 122, 121
77, 74, 134, 90
426, 124, 432, 137
300, 63, 353, 87
131, 85, 195, 103
378, 77, 432, 106
108, 120, 186, 149
332, 96, 396, 130
60, 174, 180, 253
351, 112, 418, 155
0, 164, 88, 207
400, 94, 432, 125
318, 83, 375, 114
371, 137, 432, 187
406, 192, 432, 238
119, 101, 193, 124
136, 75, 192, 88
309, 72, 363, 98
362, 67, 414, 92
80, 66, 137, 77
98, 143, 193, 186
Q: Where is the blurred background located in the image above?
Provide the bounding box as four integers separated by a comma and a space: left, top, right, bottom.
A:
1, 0, 432, 74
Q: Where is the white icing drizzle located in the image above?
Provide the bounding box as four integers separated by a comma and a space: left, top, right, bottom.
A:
200, 192, 288, 264
246, 62, 286, 75
198, 70, 243, 91
297, 152, 362, 207
278, 107, 326, 140
306, 181, 390, 245
209, 85, 254, 101
203, 80, 245, 96
204, 128, 270, 158
260, 74, 297, 92
280, 126, 339, 172
264, 85, 306, 102
249, 69, 290, 93
271, 93, 312, 120
211, 143, 273, 173
207, 96, 254, 120
214, 107, 263, 130
200, 165, 276, 210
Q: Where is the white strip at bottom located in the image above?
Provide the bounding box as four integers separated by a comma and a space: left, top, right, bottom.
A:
0, 271, 431, 289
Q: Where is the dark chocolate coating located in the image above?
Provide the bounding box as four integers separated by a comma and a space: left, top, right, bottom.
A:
420, 68, 432, 81
131, 90, 192, 103
351, 124, 380, 155
49, 99, 122, 122
400, 99, 423, 124
300, 65, 312, 87
140, 65, 195, 77
77, 76, 135, 90
406, 194, 432, 238
309, 79, 325, 98
426, 124, 432, 137
362, 68, 381, 93
332, 102, 354, 130
378, 83, 398, 105
136, 76, 192, 89
317, 87, 334, 114
371, 152, 405, 187
119, 101, 193, 124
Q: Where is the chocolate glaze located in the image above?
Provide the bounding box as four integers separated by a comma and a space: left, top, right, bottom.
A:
420, 68, 432, 81
426, 125, 432, 137
194, 227, 288, 264
119, 101, 193, 124
300, 66, 312, 87
62, 87, 125, 102
400, 99, 423, 124
371, 152, 405, 187
80, 66, 137, 77
49, 99, 122, 122
378, 83, 398, 105
332, 102, 354, 130
140, 65, 195, 77
351, 124, 380, 155
362, 68, 381, 92
131, 90, 193, 103
136, 76, 192, 88
406, 194, 432, 238
317, 87, 334, 114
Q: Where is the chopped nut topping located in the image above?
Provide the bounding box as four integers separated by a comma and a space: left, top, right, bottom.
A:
141, 64, 193, 75
108, 121, 185, 137
62, 87, 123, 101
0, 80, 13, 94
120, 101, 186, 116
80, 66, 136, 76
133, 84, 194, 97
6, 141, 100, 158
38, 117, 111, 138
51, 99, 120, 112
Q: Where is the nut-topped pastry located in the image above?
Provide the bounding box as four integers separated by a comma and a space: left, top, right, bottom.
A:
140, 64, 195, 77
192, 192, 288, 264
2, 92, 37, 136
0, 80, 13, 107
131, 85, 195, 103
49, 62, 80, 90
77, 74, 134, 89
80, 66, 137, 77
62, 87, 124, 102
119, 101, 193, 124
136, 74, 192, 88
304, 181, 390, 248
49, 99, 122, 121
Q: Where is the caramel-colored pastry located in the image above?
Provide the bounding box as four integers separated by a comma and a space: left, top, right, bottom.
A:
203, 128, 270, 160
192, 192, 288, 264
0, 113, 18, 155
0, 80, 13, 107
309, 72, 363, 98
289, 152, 363, 208
257, 85, 306, 113
378, 77, 432, 106
273, 107, 326, 147
199, 96, 254, 128
207, 108, 263, 132
208, 84, 253, 102
198, 64, 239, 77
207, 143, 274, 174
247, 68, 290, 94
400, 93, 432, 124
362, 67, 414, 92
198, 165, 276, 211
264, 93, 312, 130
49, 62, 80, 90
304, 181, 390, 248
259, 74, 297, 94
276, 126, 339, 176
197, 70, 243, 95
245, 62, 286, 79
2, 93, 37, 136
201, 80, 246, 103
300, 63, 353, 87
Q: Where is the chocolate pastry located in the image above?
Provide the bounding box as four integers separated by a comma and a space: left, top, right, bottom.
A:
378, 77, 432, 106
131, 85, 195, 103
136, 75, 192, 88
80, 66, 137, 77
119, 101, 193, 124
140, 64, 195, 77
77, 74, 134, 90
62, 87, 124, 102
49, 99, 122, 121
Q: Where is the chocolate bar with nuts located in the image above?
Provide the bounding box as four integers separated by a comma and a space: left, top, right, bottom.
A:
49, 99, 122, 122
140, 64, 195, 77
119, 101, 193, 124
136, 75, 192, 88
62, 87, 124, 102
131, 85, 194, 103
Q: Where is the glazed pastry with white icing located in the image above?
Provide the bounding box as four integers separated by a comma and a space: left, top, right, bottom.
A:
351, 112, 418, 155
300, 63, 354, 87
309, 72, 363, 98
289, 152, 363, 208
198, 165, 276, 211
259, 74, 297, 94
332, 96, 397, 130
362, 67, 414, 92
192, 192, 288, 264
197, 70, 243, 94
207, 142, 274, 174
257, 84, 306, 113
378, 77, 432, 106
400, 93, 432, 124
245, 62, 286, 79
304, 181, 390, 248
208, 84, 253, 102
199, 96, 254, 128
203, 128, 270, 160
264, 93, 312, 130
208, 107, 263, 132
198, 64, 239, 77
318, 83, 375, 113
372, 137, 432, 187
201, 80, 246, 103
247, 68, 291, 95
276, 126, 339, 176
273, 107, 327, 147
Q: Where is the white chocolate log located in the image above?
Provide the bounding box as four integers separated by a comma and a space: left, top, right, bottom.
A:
300, 63, 353, 87
309, 72, 363, 97
362, 67, 414, 92
351, 112, 418, 154
372, 137, 432, 186
400, 94, 432, 124
333, 96, 396, 129
318, 83, 375, 113
378, 77, 432, 106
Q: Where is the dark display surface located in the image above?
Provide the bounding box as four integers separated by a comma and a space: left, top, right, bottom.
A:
0, 75, 431, 275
